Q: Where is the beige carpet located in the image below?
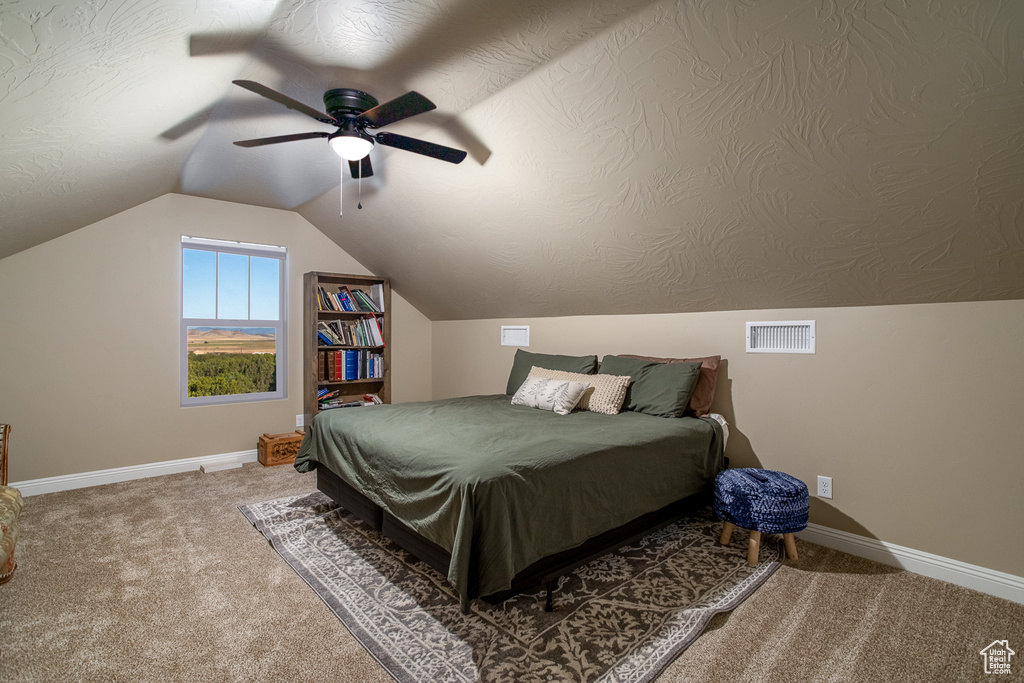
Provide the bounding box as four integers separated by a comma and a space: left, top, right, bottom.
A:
0, 463, 1021, 682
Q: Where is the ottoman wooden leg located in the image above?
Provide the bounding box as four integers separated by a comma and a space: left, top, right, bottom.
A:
747, 530, 761, 566
784, 533, 798, 561
719, 521, 735, 546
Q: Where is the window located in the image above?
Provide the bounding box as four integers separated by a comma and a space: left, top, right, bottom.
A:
180, 236, 287, 405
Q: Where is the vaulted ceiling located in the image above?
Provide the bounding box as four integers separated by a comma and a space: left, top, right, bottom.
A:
3, 0, 1023, 320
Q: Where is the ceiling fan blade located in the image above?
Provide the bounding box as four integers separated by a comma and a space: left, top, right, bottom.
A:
359, 92, 436, 128
232, 80, 336, 125
374, 132, 467, 164
233, 132, 330, 148
348, 156, 374, 179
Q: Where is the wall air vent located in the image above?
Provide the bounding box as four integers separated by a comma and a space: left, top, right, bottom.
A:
746, 321, 815, 354
500, 325, 530, 347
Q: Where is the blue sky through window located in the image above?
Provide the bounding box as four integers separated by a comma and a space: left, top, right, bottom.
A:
182, 249, 215, 318
218, 252, 249, 319
183, 248, 280, 321
250, 257, 280, 320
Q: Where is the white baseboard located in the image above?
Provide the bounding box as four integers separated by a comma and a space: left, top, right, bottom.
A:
798, 523, 1024, 605
10, 449, 259, 497
10, 461, 1022, 606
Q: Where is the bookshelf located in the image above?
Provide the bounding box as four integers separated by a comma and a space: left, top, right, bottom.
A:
303, 271, 391, 424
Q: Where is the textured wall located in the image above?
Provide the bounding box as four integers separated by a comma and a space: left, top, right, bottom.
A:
302, 0, 1024, 319
2, 0, 1023, 321
0, 194, 432, 482
0, 0, 272, 257
432, 300, 1024, 578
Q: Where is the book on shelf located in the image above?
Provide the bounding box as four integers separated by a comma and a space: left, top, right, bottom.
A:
317, 285, 340, 312
337, 287, 356, 312
318, 349, 384, 382
328, 320, 352, 346
317, 284, 368, 313
317, 286, 329, 311
364, 316, 385, 346
316, 317, 384, 349
318, 283, 380, 313
349, 287, 380, 313
319, 400, 366, 410
344, 349, 358, 380
347, 320, 363, 347
318, 392, 382, 410
370, 283, 385, 312
317, 321, 340, 345
317, 389, 340, 403
364, 315, 385, 346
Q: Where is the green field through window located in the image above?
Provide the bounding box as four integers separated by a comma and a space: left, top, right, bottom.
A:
186, 327, 277, 397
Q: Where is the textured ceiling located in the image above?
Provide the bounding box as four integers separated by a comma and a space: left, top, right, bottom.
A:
2, 0, 1023, 320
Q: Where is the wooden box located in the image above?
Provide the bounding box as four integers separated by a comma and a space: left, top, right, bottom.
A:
258, 430, 306, 467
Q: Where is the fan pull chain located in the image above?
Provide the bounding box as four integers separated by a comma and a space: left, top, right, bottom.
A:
357, 157, 363, 210
339, 159, 344, 216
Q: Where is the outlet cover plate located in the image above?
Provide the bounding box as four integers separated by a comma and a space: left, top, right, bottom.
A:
817, 475, 833, 499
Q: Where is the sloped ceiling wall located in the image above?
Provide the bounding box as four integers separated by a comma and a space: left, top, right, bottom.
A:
2, 0, 1023, 320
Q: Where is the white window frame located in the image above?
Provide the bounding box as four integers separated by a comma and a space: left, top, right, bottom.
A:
180, 236, 287, 406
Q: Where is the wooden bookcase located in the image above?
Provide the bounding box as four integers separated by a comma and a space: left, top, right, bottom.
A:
303, 271, 391, 424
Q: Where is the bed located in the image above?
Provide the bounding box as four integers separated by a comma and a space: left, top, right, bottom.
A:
294, 352, 725, 612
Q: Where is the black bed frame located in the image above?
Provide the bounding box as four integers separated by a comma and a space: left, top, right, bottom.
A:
315, 463, 712, 611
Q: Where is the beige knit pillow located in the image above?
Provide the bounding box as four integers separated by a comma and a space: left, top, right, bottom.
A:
528, 366, 630, 415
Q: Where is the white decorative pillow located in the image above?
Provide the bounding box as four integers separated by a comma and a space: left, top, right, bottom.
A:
511, 376, 590, 416
527, 366, 631, 415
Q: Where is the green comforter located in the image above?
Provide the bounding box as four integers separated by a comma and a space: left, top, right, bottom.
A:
295, 394, 723, 608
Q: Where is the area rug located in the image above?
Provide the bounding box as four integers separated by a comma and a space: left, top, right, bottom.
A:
239, 492, 783, 682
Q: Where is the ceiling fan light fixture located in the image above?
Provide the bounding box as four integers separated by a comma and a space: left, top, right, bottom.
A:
329, 131, 374, 160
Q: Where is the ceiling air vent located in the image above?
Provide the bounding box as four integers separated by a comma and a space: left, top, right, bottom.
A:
746, 321, 815, 354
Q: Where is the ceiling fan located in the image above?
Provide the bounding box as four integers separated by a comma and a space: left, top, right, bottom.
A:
231, 80, 467, 179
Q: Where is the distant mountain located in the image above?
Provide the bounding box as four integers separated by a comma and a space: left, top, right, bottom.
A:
189, 326, 275, 333
187, 328, 275, 341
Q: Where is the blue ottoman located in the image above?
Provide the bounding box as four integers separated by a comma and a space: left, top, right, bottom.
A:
714, 468, 809, 566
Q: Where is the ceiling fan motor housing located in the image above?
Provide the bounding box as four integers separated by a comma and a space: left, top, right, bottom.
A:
324, 89, 379, 122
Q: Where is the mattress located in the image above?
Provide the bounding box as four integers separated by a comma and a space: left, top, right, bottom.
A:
294, 394, 724, 607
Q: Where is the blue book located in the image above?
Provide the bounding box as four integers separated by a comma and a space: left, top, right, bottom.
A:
344, 349, 359, 380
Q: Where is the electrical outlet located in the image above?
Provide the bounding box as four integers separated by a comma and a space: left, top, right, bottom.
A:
817, 475, 833, 499
296, 414, 305, 428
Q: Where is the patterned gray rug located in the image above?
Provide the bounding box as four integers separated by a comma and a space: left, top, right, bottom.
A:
239, 492, 783, 682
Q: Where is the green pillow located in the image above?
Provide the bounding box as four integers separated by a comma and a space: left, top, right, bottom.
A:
505, 350, 598, 395
597, 355, 702, 417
